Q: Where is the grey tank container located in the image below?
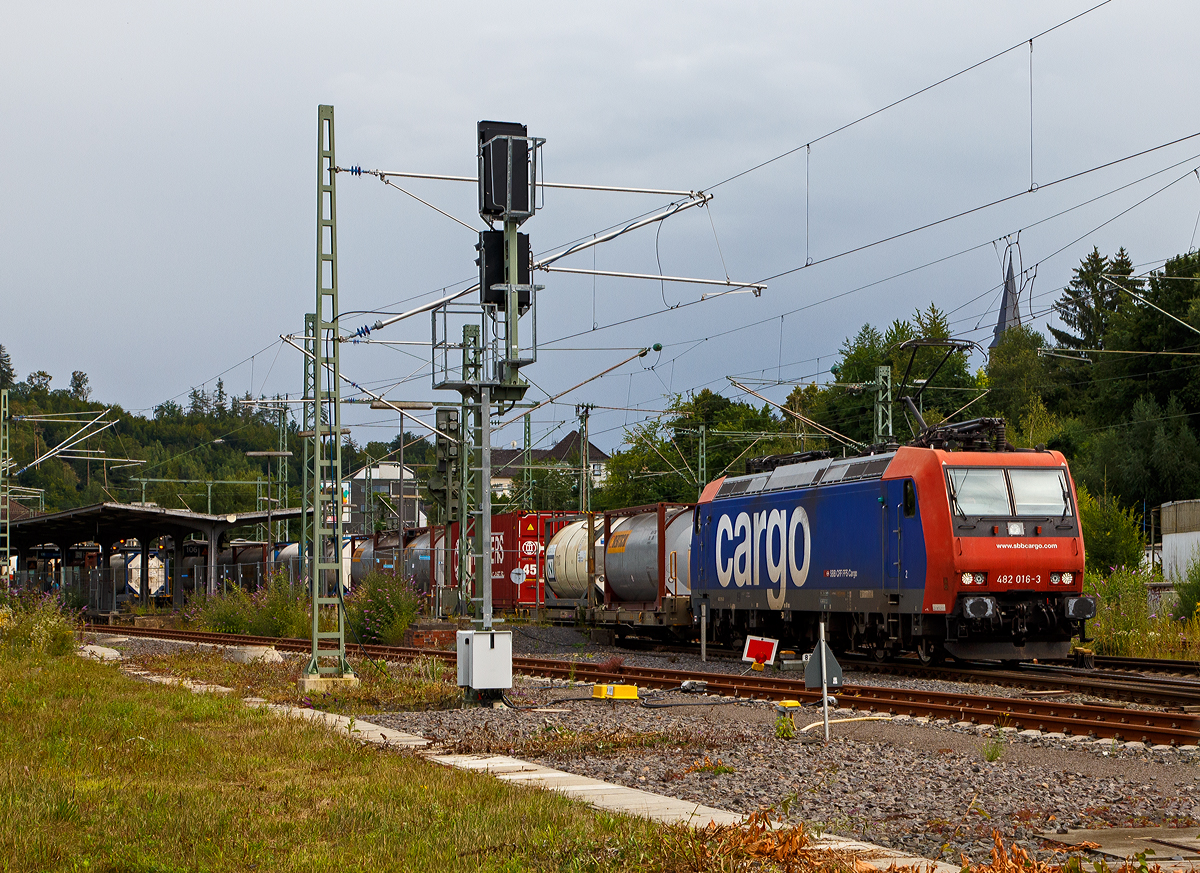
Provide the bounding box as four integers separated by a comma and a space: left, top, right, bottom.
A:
402, 530, 445, 595
604, 508, 693, 602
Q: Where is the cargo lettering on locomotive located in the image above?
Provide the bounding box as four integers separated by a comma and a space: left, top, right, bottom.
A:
713, 507, 810, 609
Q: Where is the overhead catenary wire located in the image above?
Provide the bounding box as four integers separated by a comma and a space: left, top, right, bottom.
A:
279, 334, 454, 442
704, 0, 1114, 193
338, 0, 1109, 324
348, 192, 713, 339
727, 378, 860, 449
332, 25, 1181, 458
496, 347, 657, 429
338, 166, 697, 198
541, 138, 1200, 354
621, 153, 1200, 411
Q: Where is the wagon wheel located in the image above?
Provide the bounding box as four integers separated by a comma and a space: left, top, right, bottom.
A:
916, 638, 943, 666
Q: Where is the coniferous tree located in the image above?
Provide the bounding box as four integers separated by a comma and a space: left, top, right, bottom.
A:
1049, 247, 1139, 351
0, 345, 15, 388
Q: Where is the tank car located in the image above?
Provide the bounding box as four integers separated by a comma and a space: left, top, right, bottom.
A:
691, 436, 1093, 662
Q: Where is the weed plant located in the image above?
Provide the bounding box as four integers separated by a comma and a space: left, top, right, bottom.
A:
186, 571, 313, 638
775, 713, 796, 739
0, 589, 78, 656
685, 755, 736, 775
982, 733, 1005, 762
1085, 565, 1200, 658
245, 573, 309, 638
1175, 550, 1200, 625
344, 570, 422, 646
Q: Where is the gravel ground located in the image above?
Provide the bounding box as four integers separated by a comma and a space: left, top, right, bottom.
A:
90, 628, 1200, 865
374, 680, 1200, 865
382, 627, 1200, 866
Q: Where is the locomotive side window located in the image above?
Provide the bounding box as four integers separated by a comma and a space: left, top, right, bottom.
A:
1009, 468, 1072, 516
903, 480, 916, 518
947, 468, 1011, 516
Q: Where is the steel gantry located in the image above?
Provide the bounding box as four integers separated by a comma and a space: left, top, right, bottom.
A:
303, 105, 353, 686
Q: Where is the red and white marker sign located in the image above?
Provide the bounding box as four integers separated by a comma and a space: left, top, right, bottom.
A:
741, 635, 779, 666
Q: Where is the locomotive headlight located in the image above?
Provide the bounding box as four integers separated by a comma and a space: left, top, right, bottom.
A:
972, 572, 986, 585
961, 571, 973, 585
1061, 572, 1074, 585
1050, 573, 1061, 585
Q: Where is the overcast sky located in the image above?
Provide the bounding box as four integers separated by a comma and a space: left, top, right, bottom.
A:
4, 1, 1199, 455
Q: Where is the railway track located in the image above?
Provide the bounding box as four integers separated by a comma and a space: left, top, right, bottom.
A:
86, 624, 1200, 746
614, 639, 1200, 709
840, 657, 1200, 709
1093, 655, 1200, 674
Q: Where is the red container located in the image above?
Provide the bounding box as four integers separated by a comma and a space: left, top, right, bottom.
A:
446, 511, 572, 609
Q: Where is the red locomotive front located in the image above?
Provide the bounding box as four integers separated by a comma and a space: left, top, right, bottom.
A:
892, 446, 1092, 661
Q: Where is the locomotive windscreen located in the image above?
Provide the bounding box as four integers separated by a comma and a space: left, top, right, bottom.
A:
947, 467, 1072, 517
1010, 469, 1073, 516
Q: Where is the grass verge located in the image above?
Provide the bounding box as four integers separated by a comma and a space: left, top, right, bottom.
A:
0, 650, 744, 872
0, 651, 1159, 873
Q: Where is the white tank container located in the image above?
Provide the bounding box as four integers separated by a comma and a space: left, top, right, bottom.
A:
544, 519, 610, 600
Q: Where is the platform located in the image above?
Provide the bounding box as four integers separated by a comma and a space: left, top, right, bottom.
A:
1043, 827, 1200, 870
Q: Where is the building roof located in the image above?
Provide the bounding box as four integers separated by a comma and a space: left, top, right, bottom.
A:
990, 257, 1021, 349
490, 430, 610, 476
351, 461, 414, 481
8, 502, 304, 551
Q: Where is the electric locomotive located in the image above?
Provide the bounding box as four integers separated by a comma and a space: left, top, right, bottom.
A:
690, 418, 1094, 662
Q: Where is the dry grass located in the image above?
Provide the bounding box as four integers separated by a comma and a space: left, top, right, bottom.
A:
126, 644, 462, 715
969, 830, 1168, 873
447, 720, 709, 760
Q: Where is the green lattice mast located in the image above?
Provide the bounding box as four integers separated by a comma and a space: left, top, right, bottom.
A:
0, 389, 9, 580
304, 105, 353, 683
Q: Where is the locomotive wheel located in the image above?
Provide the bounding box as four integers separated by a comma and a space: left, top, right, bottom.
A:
872, 646, 892, 662
916, 639, 943, 666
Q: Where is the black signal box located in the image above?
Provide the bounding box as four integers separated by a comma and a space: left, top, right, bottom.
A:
476, 230, 531, 311
478, 120, 529, 218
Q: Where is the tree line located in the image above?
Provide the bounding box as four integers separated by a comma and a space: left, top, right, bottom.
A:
588, 245, 1200, 568
4, 243, 1197, 557
0, 359, 430, 518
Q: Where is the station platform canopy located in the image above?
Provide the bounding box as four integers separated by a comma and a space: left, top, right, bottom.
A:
9, 502, 305, 553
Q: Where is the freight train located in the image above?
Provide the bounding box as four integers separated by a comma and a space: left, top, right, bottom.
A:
399, 417, 1095, 663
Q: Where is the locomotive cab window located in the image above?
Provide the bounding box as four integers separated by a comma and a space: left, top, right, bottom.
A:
946, 466, 1074, 518
947, 468, 1010, 516
903, 480, 916, 518
1009, 468, 1072, 516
